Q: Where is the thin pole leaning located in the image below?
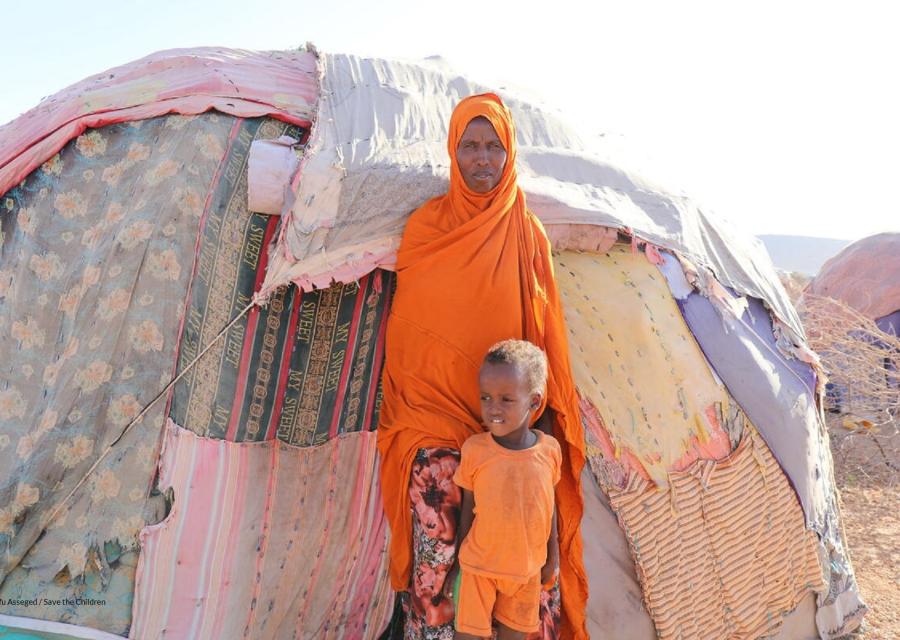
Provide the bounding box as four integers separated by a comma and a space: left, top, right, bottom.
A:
42, 297, 259, 529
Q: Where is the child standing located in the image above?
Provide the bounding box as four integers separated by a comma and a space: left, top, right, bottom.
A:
447, 339, 560, 640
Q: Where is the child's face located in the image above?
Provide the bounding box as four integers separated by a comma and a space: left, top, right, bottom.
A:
478, 362, 541, 438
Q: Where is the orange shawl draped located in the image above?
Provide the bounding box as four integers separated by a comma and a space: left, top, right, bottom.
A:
376, 94, 588, 638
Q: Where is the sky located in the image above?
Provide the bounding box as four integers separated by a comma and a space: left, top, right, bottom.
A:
2, 0, 897, 242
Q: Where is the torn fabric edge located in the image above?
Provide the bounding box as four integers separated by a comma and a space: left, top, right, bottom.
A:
258, 51, 803, 339
660, 250, 822, 394
262, 236, 399, 293
655, 253, 867, 638
658, 250, 826, 525
0, 47, 318, 198
606, 430, 826, 640
131, 419, 393, 640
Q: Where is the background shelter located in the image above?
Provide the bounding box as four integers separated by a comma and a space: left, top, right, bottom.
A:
802, 233, 900, 425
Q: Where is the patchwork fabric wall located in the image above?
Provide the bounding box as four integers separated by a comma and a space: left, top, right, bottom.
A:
607, 428, 824, 640
164, 114, 393, 445
555, 245, 827, 640
656, 254, 864, 634
0, 113, 239, 633
130, 117, 399, 639
0, 47, 867, 638
130, 423, 392, 639
0, 109, 861, 640
556, 246, 734, 488
0, 113, 396, 638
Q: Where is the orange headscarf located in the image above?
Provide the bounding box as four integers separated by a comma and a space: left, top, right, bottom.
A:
377, 94, 588, 638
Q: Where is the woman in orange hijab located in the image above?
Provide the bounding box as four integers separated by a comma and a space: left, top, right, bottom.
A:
377, 94, 588, 639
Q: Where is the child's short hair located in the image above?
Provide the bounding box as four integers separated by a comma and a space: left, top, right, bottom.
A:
483, 339, 548, 395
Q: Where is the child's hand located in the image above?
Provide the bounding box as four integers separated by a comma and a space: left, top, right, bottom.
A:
443, 563, 459, 599
540, 557, 558, 589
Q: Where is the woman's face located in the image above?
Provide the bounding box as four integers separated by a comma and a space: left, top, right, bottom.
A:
455, 116, 507, 193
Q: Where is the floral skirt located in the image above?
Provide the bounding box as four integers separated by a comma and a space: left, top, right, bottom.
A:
403, 447, 560, 640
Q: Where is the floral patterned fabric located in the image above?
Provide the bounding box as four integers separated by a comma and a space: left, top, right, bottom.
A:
1, 106, 402, 636
402, 448, 560, 640
405, 448, 460, 639
0, 113, 260, 634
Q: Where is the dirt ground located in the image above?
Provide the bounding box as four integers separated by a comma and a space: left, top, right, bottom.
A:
828, 414, 899, 639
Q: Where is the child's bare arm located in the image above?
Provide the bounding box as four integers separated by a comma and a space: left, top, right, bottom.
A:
541, 504, 559, 586
444, 488, 475, 597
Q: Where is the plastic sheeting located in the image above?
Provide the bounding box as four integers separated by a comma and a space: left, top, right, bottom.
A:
247, 136, 302, 215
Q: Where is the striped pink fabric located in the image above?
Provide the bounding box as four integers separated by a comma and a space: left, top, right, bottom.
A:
130, 420, 393, 640
0, 47, 318, 198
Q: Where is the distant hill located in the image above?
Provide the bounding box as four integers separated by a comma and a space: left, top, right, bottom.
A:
757, 235, 850, 276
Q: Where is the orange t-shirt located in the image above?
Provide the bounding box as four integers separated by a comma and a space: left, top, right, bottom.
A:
453, 430, 561, 583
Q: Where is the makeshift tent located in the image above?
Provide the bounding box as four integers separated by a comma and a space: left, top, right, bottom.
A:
807, 232, 900, 332
0, 48, 866, 639
803, 233, 900, 422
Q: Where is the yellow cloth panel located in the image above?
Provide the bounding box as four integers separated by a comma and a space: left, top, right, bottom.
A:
555, 245, 729, 486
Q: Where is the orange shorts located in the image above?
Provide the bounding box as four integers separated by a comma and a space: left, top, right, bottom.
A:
455, 569, 541, 636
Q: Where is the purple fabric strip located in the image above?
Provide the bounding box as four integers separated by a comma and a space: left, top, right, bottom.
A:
671, 290, 825, 531
875, 309, 900, 336
745, 296, 818, 396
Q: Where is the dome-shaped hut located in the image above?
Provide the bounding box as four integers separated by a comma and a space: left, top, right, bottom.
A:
0, 48, 865, 639
804, 233, 900, 422
808, 232, 900, 332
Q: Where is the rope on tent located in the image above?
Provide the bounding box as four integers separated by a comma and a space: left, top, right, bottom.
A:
44, 296, 261, 529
